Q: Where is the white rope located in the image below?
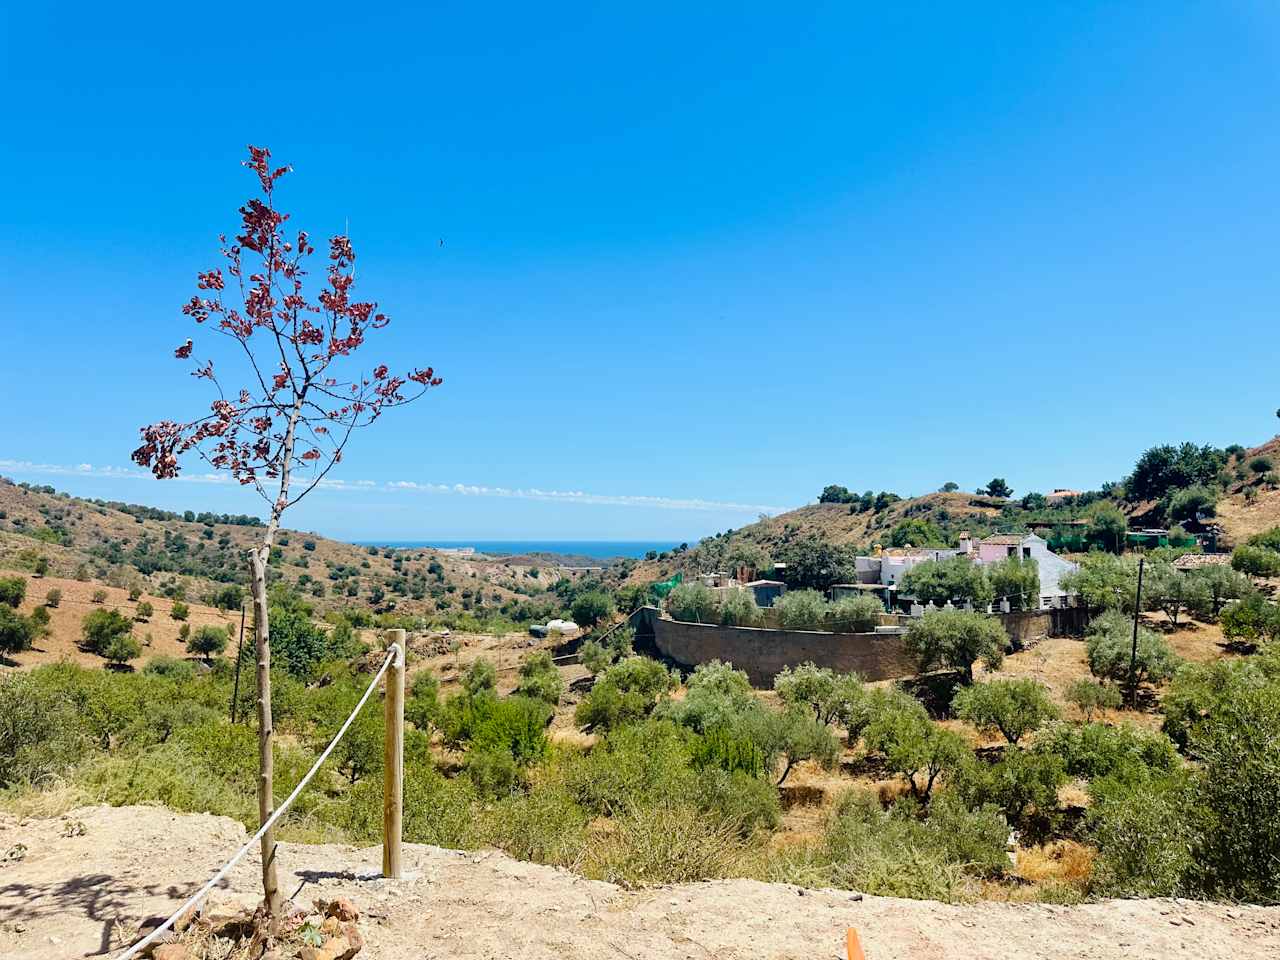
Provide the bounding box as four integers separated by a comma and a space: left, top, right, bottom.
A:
115, 644, 401, 960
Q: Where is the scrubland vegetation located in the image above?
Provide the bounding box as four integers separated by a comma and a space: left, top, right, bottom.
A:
4, 569, 1280, 904
5, 438, 1280, 909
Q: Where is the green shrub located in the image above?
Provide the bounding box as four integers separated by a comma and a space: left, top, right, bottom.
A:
828, 594, 883, 632
467, 747, 524, 798
889, 517, 947, 548
1087, 773, 1195, 897
1231, 544, 1280, 578
693, 768, 781, 835
477, 785, 589, 867
169, 599, 190, 621
660, 660, 756, 733
691, 728, 766, 778
577, 639, 612, 676
904, 609, 1006, 683
816, 791, 1006, 900
1034, 721, 1178, 784
1184, 681, 1280, 901
583, 800, 747, 888
470, 696, 552, 766
405, 671, 439, 732
0, 606, 35, 655
565, 721, 698, 817
0, 672, 91, 786
461, 657, 497, 697
961, 747, 1066, 825
865, 699, 974, 802
91, 588, 108, 604
570, 590, 615, 629
187, 624, 229, 660
1064, 678, 1122, 721
143, 655, 197, 680
665, 582, 718, 623
1085, 611, 1180, 689
515, 650, 563, 705
0, 576, 27, 608
718, 589, 764, 627
774, 589, 828, 629
953, 678, 1059, 745
80, 608, 133, 656
44, 588, 62, 608
134, 600, 154, 621
575, 657, 675, 731
1220, 592, 1280, 646
1248, 455, 1274, 474
342, 765, 478, 849
127, 584, 142, 602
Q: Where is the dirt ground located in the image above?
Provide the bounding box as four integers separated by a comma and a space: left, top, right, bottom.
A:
2, 805, 1277, 960
2, 572, 239, 669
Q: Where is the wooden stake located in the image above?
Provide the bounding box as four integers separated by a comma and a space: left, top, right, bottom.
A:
383, 628, 406, 879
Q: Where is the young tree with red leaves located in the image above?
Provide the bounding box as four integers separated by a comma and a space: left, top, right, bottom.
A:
132, 146, 441, 924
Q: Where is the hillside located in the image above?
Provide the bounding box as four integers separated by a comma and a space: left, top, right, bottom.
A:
1210, 435, 1280, 544
622, 435, 1280, 588
5, 805, 1278, 960
0, 477, 577, 630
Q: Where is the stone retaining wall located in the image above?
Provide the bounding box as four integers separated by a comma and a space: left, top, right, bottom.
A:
649, 614, 916, 686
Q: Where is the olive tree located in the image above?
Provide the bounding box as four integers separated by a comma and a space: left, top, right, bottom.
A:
953, 678, 1060, 745
904, 609, 1007, 683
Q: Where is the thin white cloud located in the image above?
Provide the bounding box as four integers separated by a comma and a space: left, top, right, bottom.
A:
0, 459, 784, 514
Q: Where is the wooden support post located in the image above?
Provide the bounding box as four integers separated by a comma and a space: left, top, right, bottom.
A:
383, 628, 406, 879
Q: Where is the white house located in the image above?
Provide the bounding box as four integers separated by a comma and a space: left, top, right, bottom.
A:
974, 532, 1077, 606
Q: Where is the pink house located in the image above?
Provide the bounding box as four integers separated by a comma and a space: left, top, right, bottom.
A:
976, 533, 1035, 564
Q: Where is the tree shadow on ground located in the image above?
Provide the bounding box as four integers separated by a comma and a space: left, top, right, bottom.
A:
0, 873, 228, 957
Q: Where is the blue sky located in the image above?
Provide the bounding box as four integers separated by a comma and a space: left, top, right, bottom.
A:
2, 3, 1278, 542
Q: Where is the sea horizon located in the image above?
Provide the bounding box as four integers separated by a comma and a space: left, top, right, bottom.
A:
353, 539, 682, 560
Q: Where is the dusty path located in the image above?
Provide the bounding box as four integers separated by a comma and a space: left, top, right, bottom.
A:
2, 806, 1278, 960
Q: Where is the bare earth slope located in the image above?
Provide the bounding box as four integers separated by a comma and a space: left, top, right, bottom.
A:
3, 806, 1278, 960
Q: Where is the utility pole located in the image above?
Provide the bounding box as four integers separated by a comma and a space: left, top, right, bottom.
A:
1128, 557, 1145, 708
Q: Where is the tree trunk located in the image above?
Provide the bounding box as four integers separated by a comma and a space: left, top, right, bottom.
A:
250, 548, 282, 927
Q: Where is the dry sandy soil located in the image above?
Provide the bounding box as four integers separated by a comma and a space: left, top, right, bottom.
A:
2, 805, 1277, 960
1, 573, 239, 670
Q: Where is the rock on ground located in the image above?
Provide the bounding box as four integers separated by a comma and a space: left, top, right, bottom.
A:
2, 805, 1279, 960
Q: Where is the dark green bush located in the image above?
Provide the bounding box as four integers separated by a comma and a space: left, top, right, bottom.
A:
953, 678, 1059, 745
0, 606, 35, 655
515, 650, 563, 706
0, 576, 28, 608
575, 657, 675, 731
1034, 721, 1178, 785
81, 608, 133, 656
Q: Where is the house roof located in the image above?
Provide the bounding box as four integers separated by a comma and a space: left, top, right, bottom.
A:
1172, 553, 1232, 571
745, 579, 785, 587
980, 534, 1029, 545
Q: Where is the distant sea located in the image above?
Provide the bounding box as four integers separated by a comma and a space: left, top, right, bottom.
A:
354, 540, 680, 560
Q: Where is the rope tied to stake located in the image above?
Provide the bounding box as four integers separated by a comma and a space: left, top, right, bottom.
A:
114, 643, 402, 960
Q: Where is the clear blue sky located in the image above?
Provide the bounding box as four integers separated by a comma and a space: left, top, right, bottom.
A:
2, 3, 1278, 542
